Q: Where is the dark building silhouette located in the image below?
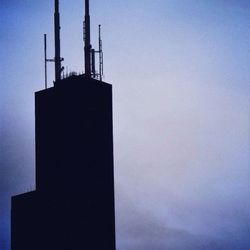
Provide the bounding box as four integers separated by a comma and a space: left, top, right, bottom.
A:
11, 76, 115, 249
11, 1, 115, 249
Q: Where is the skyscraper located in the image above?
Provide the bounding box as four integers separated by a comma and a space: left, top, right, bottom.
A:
11, 1, 115, 249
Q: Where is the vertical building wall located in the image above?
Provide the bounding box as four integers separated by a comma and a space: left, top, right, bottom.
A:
12, 76, 116, 250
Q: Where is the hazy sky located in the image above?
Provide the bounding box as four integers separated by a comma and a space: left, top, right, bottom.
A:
1, 1, 250, 249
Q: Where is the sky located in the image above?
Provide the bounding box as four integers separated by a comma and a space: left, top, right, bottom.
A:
1, 0, 250, 249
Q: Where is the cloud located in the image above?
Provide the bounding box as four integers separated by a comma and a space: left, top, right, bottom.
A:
114, 77, 250, 249
116, 187, 250, 249
116, 188, 250, 250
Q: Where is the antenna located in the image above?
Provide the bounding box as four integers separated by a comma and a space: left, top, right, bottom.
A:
83, 1, 104, 81
98, 24, 104, 81
54, 0, 63, 81
44, 34, 48, 89
91, 48, 96, 78
84, 0, 91, 77
42, 0, 64, 88
44, 34, 55, 88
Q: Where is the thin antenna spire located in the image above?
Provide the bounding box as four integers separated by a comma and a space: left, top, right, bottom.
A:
54, 0, 62, 81
44, 34, 48, 89
84, 0, 91, 77
91, 48, 96, 78
98, 24, 103, 82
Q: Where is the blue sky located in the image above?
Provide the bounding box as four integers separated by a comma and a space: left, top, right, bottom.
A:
1, 1, 250, 249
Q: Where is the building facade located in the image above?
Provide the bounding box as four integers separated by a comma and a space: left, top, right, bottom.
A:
11, 76, 116, 250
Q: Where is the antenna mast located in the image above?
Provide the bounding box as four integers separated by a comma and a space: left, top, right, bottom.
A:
84, 0, 91, 77
44, 34, 48, 89
54, 0, 62, 81
98, 25, 103, 81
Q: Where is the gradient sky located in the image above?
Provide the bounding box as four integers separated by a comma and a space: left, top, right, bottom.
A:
1, 1, 250, 249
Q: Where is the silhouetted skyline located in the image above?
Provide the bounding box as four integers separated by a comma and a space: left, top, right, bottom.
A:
11, 1, 116, 249
1, 1, 250, 249
12, 75, 116, 250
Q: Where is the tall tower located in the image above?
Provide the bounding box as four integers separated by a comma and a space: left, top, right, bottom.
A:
84, 0, 91, 77
11, 1, 116, 249
54, 0, 62, 81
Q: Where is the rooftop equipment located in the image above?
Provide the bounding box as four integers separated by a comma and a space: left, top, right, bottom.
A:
44, 0, 104, 88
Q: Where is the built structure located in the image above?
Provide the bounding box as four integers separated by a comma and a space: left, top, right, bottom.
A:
11, 1, 115, 249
